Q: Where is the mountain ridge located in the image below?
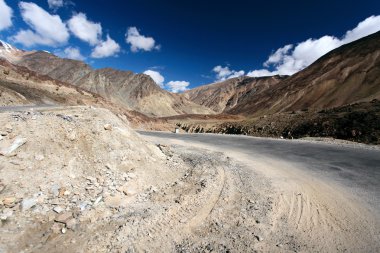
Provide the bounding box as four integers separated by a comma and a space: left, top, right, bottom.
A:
0, 46, 213, 117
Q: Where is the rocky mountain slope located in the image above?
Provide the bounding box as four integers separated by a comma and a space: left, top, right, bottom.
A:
0, 57, 173, 130
184, 75, 285, 113
0, 43, 212, 117
172, 31, 380, 144
228, 31, 380, 116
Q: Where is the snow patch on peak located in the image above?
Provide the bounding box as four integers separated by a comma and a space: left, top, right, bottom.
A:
0, 40, 20, 53
0, 40, 15, 52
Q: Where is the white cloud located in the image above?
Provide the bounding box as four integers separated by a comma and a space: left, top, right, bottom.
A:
264, 44, 292, 67
342, 15, 380, 43
167, 81, 190, 93
47, 0, 63, 10
12, 2, 69, 47
144, 70, 165, 88
212, 65, 245, 82
91, 35, 120, 58
68, 13, 102, 45
248, 15, 380, 77
142, 70, 189, 92
61, 46, 85, 60
126, 27, 159, 52
246, 69, 277, 77
0, 0, 13, 31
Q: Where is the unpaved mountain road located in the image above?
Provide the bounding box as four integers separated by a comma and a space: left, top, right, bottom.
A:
0, 104, 61, 112
139, 131, 380, 252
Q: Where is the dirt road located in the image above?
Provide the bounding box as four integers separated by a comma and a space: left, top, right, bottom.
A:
1, 106, 379, 252
139, 131, 380, 252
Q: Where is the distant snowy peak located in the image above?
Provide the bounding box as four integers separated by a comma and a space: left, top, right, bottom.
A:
0, 40, 19, 53
0, 40, 28, 64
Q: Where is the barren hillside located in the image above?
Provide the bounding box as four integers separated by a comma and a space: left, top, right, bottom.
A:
0, 58, 172, 130
228, 31, 380, 116
0, 44, 212, 117
184, 75, 285, 113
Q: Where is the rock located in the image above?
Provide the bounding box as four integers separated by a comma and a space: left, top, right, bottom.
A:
123, 187, 137, 196
0, 209, 13, 221
61, 227, 67, 234
51, 222, 63, 234
104, 124, 112, 130
67, 132, 76, 141
93, 196, 102, 205
0, 136, 27, 156
34, 154, 45, 161
58, 187, 67, 197
53, 206, 65, 213
86, 176, 96, 182
2, 197, 16, 207
105, 194, 124, 208
0, 132, 7, 136
55, 212, 73, 224
276, 243, 284, 248
0, 135, 3, 141
21, 198, 37, 211
66, 218, 77, 230
79, 202, 89, 211
4, 124, 12, 133
50, 184, 60, 197
255, 235, 264, 242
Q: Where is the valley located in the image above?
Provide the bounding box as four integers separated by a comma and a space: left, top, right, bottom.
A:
0, 11, 379, 253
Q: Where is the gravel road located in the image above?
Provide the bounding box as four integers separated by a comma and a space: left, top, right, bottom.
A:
139, 130, 380, 252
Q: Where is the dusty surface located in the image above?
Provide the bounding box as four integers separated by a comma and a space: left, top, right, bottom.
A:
0, 106, 178, 252
140, 131, 380, 252
0, 106, 273, 252
0, 105, 379, 252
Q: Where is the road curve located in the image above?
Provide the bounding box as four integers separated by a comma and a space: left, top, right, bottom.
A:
138, 131, 380, 208
138, 130, 380, 251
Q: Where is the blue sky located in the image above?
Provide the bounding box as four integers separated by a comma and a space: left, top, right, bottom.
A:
0, 0, 379, 92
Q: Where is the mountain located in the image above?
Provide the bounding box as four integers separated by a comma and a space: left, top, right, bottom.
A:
0, 43, 212, 117
173, 31, 380, 144
184, 75, 285, 113
227, 31, 380, 116
0, 56, 171, 129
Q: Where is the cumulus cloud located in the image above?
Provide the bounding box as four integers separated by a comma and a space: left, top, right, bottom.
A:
68, 13, 102, 45
144, 70, 165, 88
213, 65, 245, 82
167, 81, 190, 93
246, 69, 276, 77
60, 46, 85, 60
343, 15, 380, 43
143, 70, 189, 92
47, 0, 63, 10
0, 0, 13, 31
12, 2, 69, 47
91, 35, 120, 58
248, 15, 380, 77
263, 44, 292, 67
126, 27, 159, 52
